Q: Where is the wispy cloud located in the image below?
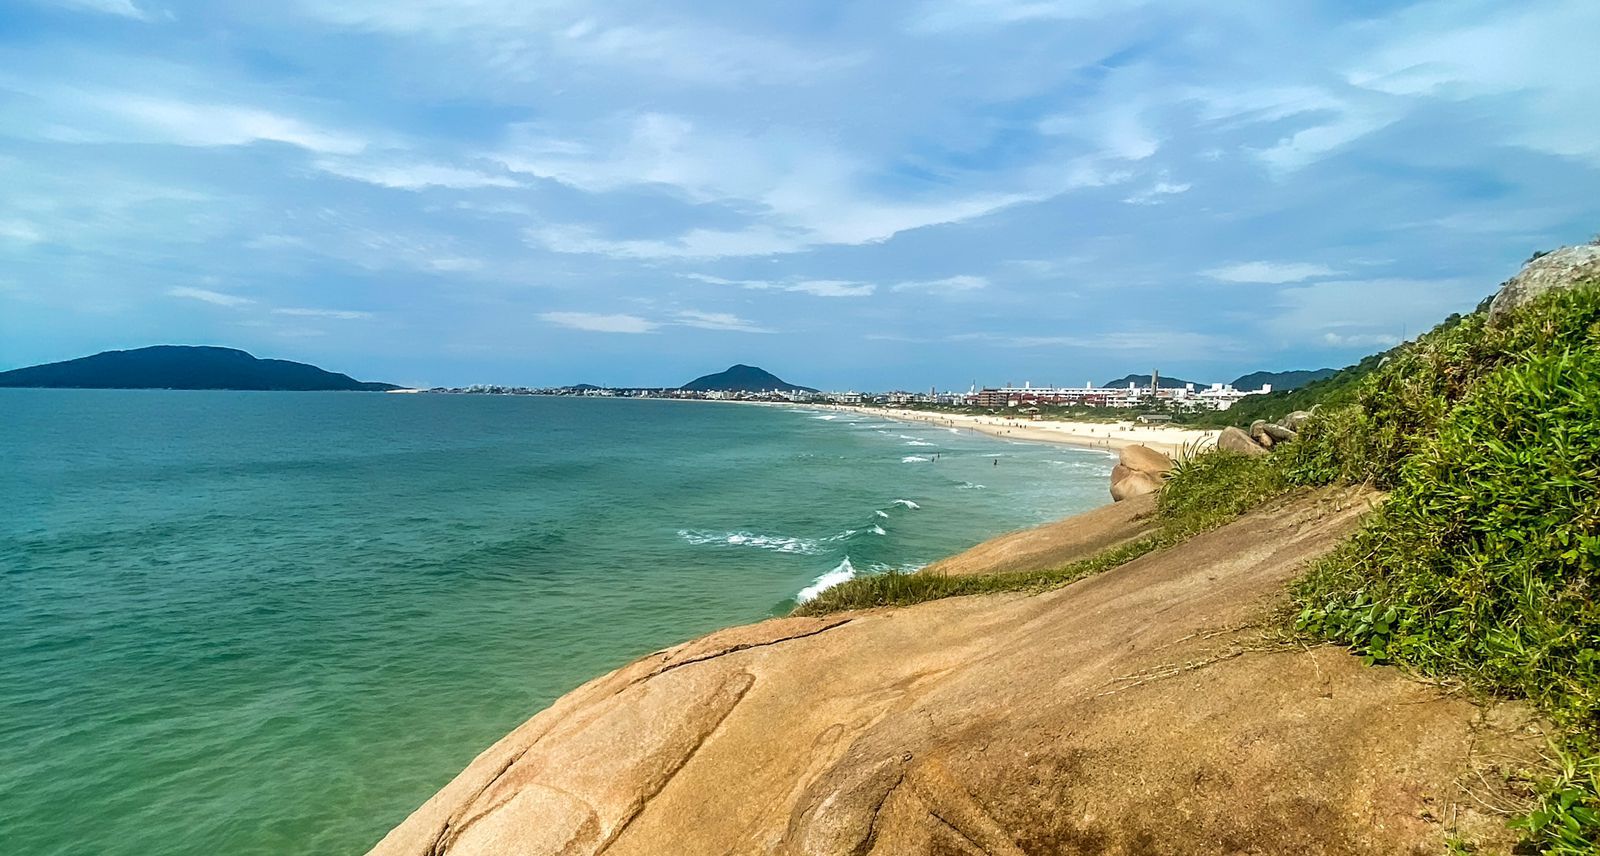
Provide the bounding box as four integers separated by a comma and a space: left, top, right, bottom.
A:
50, 0, 151, 20
682, 274, 875, 297
538, 311, 659, 334
314, 158, 518, 190
272, 307, 373, 320
672, 310, 773, 333
891, 275, 988, 293
167, 286, 255, 307
1203, 262, 1339, 284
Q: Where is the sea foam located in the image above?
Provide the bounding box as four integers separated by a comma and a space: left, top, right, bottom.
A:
797, 557, 856, 602
892, 499, 921, 509
678, 530, 822, 555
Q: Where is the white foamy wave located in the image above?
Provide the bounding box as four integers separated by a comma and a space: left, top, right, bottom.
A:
810, 414, 839, 421
958, 482, 986, 490
892, 499, 921, 509
874, 510, 890, 518
947, 428, 961, 435
797, 557, 856, 602
870, 525, 886, 536
901, 455, 931, 463
903, 440, 936, 447
678, 530, 822, 555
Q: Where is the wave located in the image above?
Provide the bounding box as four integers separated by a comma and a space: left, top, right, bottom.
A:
677, 530, 822, 555
874, 509, 889, 518
869, 525, 886, 536
892, 499, 921, 509
797, 557, 856, 602
957, 482, 986, 490
903, 440, 936, 447
810, 414, 839, 421
901, 455, 931, 463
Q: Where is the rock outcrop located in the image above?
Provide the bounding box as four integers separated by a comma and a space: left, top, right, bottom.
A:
369, 490, 1541, 856
1489, 243, 1600, 325
1109, 444, 1173, 501
922, 492, 1157, 577
1218, 425, 1270, 457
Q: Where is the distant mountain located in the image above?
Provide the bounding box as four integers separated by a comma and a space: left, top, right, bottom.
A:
0, 346, 399, 391
1100, 373, 1200, 389
681, 364, 816, 393
1229, 368, 1338, 391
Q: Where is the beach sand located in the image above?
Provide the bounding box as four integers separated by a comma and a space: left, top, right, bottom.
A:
837, 405, 1218, 457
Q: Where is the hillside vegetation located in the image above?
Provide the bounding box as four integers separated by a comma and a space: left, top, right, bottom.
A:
1184, 277, 1600, 853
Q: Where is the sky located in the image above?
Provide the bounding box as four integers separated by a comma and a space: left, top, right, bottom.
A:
1, 0, 1597, 390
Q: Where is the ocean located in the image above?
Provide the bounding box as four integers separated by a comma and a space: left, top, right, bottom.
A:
0, 390, 1114, 855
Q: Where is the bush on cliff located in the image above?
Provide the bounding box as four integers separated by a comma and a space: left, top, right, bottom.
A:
1286, 282, 1600, 854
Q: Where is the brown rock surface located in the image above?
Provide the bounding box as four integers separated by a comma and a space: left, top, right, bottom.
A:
923, 491, 1158, 577
1108, 469, 1162, 501
1117, 443, 1173, 477
370, 490, 1541, 856
1218, 425, 1270, 457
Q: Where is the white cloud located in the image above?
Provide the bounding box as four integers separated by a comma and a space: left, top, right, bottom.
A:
302, 2, 853, 86
538, 311, 658, 333
314, 158, 518, 190
1039, 103, 1160, 161
910, 0, 1145, 32
0, 220, 43, 244
508, 113, 1069, 259
787, 280, 875, 298
1321, 331, 1401, 348
891, 275, 989, 293
1346, 0, 1600, 164
681, 273, 877, 297
1270, 277, 1486, 350
272, 307, 373, 320
427, 257, 484, 272
89, 95, 366, 154
672, 310, 773, 333
167, 286, 255, 307
1204, 261, 1339, 284
1123, 180, 1190, 205
50, 0, 150, 20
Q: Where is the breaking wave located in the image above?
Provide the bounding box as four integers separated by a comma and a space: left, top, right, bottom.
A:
797, 557, 856, 602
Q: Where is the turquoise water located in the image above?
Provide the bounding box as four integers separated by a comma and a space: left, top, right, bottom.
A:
0, 390, 1113, 855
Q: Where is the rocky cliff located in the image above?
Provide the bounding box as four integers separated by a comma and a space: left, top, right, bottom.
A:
368, 489, 1541, 855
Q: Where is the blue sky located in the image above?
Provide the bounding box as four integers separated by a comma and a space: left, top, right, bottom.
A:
1, 0, 1597, 389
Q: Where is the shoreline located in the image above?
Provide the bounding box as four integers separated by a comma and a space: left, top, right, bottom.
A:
811, 403, 1218, 458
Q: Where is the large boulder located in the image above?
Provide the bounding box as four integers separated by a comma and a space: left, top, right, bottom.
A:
1110, 444, 1174, 501
1218, 426, 1269, 457
1110, 470, 1163, 501
1262, 423, 1298, 442
1281, 410, 1313, 432
1488, 244, 1600, 325
1119, 444, 1174, 477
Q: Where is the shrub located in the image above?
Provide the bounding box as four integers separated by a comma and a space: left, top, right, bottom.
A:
1292, 282, 1600, 852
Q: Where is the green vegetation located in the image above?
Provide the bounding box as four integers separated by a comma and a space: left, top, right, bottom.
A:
1282, 283, 1600, 853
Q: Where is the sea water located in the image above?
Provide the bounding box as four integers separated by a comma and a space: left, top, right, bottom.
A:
0, 390, 1113, 855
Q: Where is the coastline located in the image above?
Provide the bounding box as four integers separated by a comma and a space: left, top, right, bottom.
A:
813, 403, 1218, 457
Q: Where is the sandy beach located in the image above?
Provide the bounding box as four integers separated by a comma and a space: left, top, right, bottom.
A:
830, 405, 1218, 457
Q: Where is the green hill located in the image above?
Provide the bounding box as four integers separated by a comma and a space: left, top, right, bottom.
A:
0, 345, 398, 391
